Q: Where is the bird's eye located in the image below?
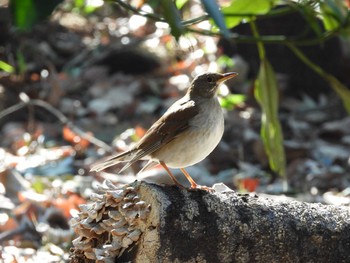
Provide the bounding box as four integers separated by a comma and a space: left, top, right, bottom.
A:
206, 76, 214, 83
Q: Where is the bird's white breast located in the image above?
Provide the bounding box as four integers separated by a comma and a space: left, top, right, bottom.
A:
153, 97, 224, 168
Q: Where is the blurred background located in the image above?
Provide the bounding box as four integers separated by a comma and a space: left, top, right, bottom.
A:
0, 0, 350, 261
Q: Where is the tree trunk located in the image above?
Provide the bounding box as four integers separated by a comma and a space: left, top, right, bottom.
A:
70, 181, 350, 263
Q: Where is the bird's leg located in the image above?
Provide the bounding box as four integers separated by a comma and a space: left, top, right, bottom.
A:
160, 162, 185, 188
180, 168, 214, 192
180, 168, 198, 188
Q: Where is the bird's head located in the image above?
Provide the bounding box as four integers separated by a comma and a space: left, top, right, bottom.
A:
188, 72, 238, 98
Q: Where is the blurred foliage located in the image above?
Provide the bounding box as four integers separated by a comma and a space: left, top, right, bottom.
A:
251, 18, 286, 178
255, 58, 286, 178
72, 0, 102, 13
9, 0, 101, 31
320, 0, 349, 32
160, 0, 185, 39
16, 51, 26, 75
0, 61, 14, 73
175, 0, 189, 9
202, 0, 230, 37
222, 0, 279, 29
219, 94, 246, 110
217, 54, 235, 68
10, 0, 63, 31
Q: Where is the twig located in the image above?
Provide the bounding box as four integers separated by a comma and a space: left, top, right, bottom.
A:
112, 0, 164, 21
286, 42, 350, 113
182, 15, 209, 26
0, 99, 113, 152
111, 0, 341, 46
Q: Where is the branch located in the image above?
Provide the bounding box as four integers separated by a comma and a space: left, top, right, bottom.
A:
111, 0, 341, 46
70, 181, 350, 262
112, 0, 163, 21
0, 98, 112, 152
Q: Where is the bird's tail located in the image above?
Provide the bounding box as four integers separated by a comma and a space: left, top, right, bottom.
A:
90, 150, 135, 172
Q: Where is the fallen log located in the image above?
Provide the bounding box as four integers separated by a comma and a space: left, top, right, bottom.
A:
70, 181, 350, 263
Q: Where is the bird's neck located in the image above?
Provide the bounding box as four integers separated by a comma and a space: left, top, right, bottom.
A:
187, 91, 216, 100
188, 94, 217, 105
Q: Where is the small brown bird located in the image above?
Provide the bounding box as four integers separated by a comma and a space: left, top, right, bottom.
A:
91, 72, 238, 189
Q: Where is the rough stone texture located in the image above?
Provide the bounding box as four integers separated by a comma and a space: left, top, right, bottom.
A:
71, 181, 350, 263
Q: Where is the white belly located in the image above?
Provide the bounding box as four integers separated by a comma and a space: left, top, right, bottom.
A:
152, 98, 224, 168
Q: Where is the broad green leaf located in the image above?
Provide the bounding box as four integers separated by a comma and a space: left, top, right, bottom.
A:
32, 177, 46, 193
254, 58, 286, 177
161, 0, 185, 39
176, 0, 189, 10
201, 0, 230, 37
217, 55, 235, 68
222, 0, 278, 29
10, 0, 36, 31
320, 0, 347, 31
74, 0, 84, 8
10, 0, 63, 31
220, 94, 245, 110
0, 61, 15, 73
299, 4, 323, 36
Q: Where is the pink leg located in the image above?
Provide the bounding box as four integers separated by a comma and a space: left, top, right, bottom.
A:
180, 168, 213, 192
160, 162, 184, 187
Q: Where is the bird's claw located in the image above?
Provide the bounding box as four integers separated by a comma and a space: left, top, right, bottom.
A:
189, 184, 214, 192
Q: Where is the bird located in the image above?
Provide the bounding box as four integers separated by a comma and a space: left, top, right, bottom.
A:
91, 72, 238, 190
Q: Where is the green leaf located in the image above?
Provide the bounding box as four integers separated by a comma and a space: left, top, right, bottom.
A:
32, 177, 46, 193
217, 54, 235, 68
320, 0, 347, 31
222, 0, 278, 28
10, 0, 36, 31
16, 51, 27, 75
73, 0, 100, 14
0, 61, 15, 73
175, 0, 189, 10
10, 0, 63, 31
299, 4, 323, 36
220, 94, 245, 110
161, 0, 185, 39
254, 58, 286, 177
201, 0, 230, 37
324, 74, 350, 113
74, 0, 85, 8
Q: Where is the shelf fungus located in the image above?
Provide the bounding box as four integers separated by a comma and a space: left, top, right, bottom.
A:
70, 180, 151, 262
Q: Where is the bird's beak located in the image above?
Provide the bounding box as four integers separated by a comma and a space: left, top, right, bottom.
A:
218, 72, 238, 83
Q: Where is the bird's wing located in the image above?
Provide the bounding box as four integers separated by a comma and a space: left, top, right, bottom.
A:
90, 149, 134, 172
91, 99, 198, 173
123, 99, 199, 166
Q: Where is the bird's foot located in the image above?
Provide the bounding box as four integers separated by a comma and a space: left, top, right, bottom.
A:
189, 184, 214, 192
